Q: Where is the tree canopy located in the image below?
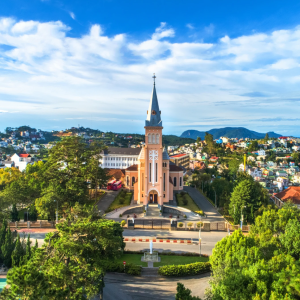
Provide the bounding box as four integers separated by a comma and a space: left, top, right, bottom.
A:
208, 204, 300, 300
2, 206, 125, 299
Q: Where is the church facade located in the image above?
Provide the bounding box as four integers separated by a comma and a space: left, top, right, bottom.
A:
123, 78, 184, 206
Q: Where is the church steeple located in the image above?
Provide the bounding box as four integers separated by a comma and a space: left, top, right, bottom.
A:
145, 74, 162, 127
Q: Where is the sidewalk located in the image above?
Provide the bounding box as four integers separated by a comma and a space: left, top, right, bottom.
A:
106, 204, 201, 221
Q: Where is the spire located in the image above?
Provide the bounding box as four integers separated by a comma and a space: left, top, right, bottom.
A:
145, 74, 162, 127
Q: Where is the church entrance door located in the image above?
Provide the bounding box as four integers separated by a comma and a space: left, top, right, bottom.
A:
149, 191, 158, 204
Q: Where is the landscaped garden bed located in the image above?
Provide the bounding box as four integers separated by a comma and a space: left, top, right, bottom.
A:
105, 190, 133, 213
176, 192, 203, 214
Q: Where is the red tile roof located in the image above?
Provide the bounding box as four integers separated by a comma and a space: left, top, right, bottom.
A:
125, 164, 138, 171
19, 154, 30, 158
169, 165, 184, 172
170, 153, 188, 158
275, 186, 300, 204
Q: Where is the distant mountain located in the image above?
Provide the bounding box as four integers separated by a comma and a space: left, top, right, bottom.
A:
180, 127, 281, 140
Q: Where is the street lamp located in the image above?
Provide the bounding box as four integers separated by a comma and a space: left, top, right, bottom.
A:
54, 200, 58, 223
199, 215, 202, 257
213, 188, 217, 208
240, 206, 246, 229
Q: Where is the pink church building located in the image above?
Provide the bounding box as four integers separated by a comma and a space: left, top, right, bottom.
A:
124, 77, 184, 207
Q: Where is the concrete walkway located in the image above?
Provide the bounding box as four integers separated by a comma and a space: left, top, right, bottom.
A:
184, 186, 225, 222
96, 189, 121, 214
106, 204, 201, 221
92, 272, 210, 300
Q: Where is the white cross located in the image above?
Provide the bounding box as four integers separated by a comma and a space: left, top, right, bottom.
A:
149, 150, 158, 186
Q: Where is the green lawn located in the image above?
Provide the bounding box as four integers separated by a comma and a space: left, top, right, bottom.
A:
114, 253, 209, 268
176, 193, 200, 212
115, 253, 147, 267
154, 255, 208, 267
105, 190, 133, 213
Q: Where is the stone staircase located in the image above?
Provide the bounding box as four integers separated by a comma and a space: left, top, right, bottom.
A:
147, 205, 160, 217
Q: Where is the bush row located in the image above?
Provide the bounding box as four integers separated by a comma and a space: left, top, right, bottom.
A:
105, 261, 142, 276
158, 262, 211, 277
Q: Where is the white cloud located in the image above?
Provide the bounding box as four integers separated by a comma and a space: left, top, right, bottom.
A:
1, 18, 300, 135
186, 23, 194, 30
69, 12, 76, 20
151, 22, 175, 40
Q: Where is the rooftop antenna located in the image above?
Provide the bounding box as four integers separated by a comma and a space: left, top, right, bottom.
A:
152, 73, 156, 85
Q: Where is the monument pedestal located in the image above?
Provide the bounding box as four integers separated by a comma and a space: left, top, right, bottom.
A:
141, 252, 160, 262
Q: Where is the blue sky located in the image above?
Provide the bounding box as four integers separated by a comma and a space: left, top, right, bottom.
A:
1, 0, 300, 136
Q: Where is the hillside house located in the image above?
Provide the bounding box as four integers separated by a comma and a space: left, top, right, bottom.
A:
11, 153, 33, 172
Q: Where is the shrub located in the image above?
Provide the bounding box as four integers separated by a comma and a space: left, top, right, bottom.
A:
178, 222, 183, 228
127, 215, 130, 218
143, 210, 146, 213
121, 220, 126, 227
180, 191, 185, 196
158, 262, 211, 277
119, 214, 122, 218
119, 197, 125, 204
183, 215, 187, 219
196, 222, 203, 228
195, 210, 204, 216
187, 222, 193, 230
106, 262, 142, 276
182, 198, 188, 206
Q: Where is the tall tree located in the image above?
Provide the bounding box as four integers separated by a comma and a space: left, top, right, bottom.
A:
229, 179, 269, 224
264, 132, 269, 141
208, 204, 300, 300
10, 204, 20, 222
3, 206, 125, 299
1, 227, 15, 268
12, 234, 25, 267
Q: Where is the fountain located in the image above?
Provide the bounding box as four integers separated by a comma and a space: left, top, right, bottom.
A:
142, 240, 160, 262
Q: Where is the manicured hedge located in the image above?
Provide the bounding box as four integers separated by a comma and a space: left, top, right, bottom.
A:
158, 262, 211, 277
105, 261, 142, 276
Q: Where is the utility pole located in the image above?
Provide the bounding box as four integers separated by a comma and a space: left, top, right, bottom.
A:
199, 216, 202, 256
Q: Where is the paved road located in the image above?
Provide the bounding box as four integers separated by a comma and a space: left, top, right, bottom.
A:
123, 230, 227, 255
97, 272, 210, 300
184, 186, 224, 222
97, 189, 120, 214
23, 229, 228, 255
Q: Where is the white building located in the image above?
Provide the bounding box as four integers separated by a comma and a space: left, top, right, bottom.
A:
99, 147, 141, 169
258, 149, 266, 156
11, 153, 33, 172
247, 167, 262, 178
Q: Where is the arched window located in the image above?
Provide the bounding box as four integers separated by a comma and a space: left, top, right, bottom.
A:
156, 134, 159, 144
126, 176, 129, 186
148, 134, 152, 144
180, 177, 182, 186
174, 177, 177, 187
132, 177, 135, 186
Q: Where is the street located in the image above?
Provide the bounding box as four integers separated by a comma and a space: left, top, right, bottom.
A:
96, 272, 211, 300
184, 186, 225, 222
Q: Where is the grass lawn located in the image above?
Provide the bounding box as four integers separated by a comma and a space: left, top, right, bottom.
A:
105, 190, 133, 213
176, 193, 200, 212
154, 255, 209, 267
115, 253, 147, 267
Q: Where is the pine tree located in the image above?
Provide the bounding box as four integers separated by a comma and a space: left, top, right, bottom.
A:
33, 239, 38, 252
29, 205, 38, 221
12, 234, 25, 267
10, 204, 20, 222
0, 220, 7, 264
1, 228, 15, 268
25, 234, 31, 262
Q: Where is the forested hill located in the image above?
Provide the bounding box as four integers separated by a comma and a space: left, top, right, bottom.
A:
180, 127, 281, 140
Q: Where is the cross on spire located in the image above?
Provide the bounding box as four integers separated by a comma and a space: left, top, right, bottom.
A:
152, 73, 156, 85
